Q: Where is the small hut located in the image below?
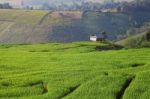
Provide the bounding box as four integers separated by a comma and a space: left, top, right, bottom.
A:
90, 32, 108, 41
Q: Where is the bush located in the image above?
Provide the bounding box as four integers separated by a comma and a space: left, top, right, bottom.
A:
117, 33, 147, 48
141, 41, 150, 47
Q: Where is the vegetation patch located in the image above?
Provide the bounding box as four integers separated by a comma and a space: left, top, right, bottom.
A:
40, 50, 49, 52
29, 50, 36, 52
131, 63, 145, 67
104, 72, 109, 76
1, 82, 12, 87
27, 81, 43, 87
95, 43, 123, 51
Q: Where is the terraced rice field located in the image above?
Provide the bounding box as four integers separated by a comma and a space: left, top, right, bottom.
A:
0, 42, 150, 99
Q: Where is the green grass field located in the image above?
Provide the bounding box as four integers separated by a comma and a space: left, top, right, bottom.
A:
0, 42, 150, 99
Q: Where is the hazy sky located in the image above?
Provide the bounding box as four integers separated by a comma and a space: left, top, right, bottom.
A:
0, 0, 134, 7
0, 0, 135, 3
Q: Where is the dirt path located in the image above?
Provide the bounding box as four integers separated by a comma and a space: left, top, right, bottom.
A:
1, 22, 14, 33
32, 11, 53, 32
38, 11, 54, 25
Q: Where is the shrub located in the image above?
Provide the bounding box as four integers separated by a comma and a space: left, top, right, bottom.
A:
141, 41, 150, 48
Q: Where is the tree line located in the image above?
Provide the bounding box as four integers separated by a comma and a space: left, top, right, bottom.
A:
0, 3, 12, 9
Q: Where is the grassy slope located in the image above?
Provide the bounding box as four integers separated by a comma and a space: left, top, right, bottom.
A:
116, 30, 150, 48
0, 9, 150, 43
0, 9, 46, 43
116, 31, 147, 47
0, 42, 150, 99
0, 9, 66, 43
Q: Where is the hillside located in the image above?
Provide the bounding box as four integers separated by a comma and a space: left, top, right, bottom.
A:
0, 42, 150, 98
0, 9, 150, 43
116, 29, 150, 48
